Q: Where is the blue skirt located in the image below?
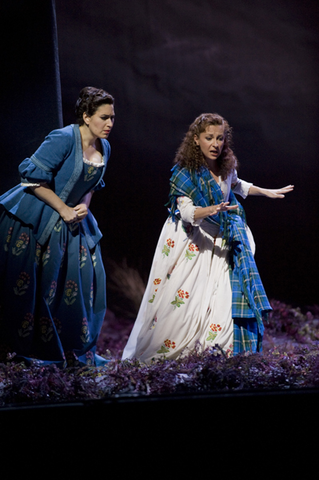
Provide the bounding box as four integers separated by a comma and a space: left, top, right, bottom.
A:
0, 210, 107, 367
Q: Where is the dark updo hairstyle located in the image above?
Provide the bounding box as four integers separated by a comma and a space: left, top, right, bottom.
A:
174, 113, 238, 180
75, 86, 114, 125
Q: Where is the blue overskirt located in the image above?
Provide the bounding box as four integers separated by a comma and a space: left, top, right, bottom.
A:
0, 209, 107, 367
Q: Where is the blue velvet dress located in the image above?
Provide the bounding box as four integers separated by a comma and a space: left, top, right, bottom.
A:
0, 160, 107, 367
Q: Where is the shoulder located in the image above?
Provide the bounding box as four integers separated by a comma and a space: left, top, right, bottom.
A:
44, 125, 75, 142
40, 125, 75, 151
100, 138, 111, 158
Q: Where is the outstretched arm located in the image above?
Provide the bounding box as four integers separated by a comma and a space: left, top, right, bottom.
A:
248, 184, 294, 199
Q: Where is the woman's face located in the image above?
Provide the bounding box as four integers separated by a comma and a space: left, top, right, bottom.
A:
83, 103, 115, 139
194, 124, 225, 163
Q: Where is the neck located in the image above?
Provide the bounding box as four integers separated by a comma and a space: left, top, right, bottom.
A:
205, 160, 220, 176
79, 125, 98, 150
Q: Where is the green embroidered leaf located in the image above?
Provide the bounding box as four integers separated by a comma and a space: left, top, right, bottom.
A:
162, 245, 170, 256
157, 345, 170, 354
206, 331, 218, 342
185, 250, 195, 261
148, 294, 155, 303
171, 296, 185, 308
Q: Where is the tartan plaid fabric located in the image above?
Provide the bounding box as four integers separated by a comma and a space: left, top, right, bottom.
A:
168, 165, 272, 336
233, 318, 263, 354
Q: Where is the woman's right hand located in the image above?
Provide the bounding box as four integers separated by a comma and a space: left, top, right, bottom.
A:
59, 205, 79, 224
194, 201, 239, 221
213, 202, 239, 215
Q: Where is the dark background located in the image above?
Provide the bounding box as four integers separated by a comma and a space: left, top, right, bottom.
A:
1, 0, 318, 308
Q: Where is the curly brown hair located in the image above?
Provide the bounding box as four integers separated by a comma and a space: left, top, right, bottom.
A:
173, 113, 238, 180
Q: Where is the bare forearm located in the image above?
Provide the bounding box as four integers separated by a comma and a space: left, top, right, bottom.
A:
31, 184, 78, 223
248, 184, 294, 199
194, 205, 221, 220
194, 202, 238, 220
30, 184, 67, 213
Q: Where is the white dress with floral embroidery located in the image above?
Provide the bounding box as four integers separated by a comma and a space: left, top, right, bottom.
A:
122, 171, 254, 363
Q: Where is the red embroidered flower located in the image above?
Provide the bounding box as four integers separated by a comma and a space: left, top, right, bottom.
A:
153, 278, 162, 285
188, 243, 199, 252
178, 289, 189, 299
210, 323, 222, 332
164, 339, 176, 349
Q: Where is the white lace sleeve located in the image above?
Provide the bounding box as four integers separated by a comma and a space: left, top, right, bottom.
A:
231, 170, 252, 199
177, 197, 203, 226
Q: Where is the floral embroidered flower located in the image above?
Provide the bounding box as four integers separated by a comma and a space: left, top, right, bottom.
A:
150, 317, 157, 330
39, 317, 54, 342
84, 165, 98, 182
64, 280, 78, 305
12, 233, 29, 256
162, 238, 175, 257
42, 246, 51, 266
35, 243, 41, 265
54, 219, 62, 232
206, 323, 222, 342
47, 280, 57, 305
171, 289, 190, 308
178, 289, 189, 299
188, 243, 199, 252
225, 344, 233, 358
14, 272, 30, 295
164, 339, 176, 349
149, 278, 162, 303
185, 243, 199, 261
79, 245, 88, 268
81, 318, 90, 344
91, 252, 97, 268
157, 338, 176, 354
210, 323, 222, 332
18, 313, 34, 338
85, 351, 94, 366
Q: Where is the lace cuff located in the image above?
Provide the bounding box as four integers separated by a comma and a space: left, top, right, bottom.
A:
177, 197, 203, 226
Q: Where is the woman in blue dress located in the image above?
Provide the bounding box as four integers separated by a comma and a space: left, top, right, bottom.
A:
0, 86, 115, 367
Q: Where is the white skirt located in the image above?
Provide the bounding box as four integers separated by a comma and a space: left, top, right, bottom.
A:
122, 216, 235, 363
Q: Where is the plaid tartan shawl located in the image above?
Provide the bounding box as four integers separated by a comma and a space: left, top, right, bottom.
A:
167, 165, 271, 335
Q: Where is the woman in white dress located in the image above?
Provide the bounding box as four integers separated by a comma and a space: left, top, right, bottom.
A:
122, 113, 293, 363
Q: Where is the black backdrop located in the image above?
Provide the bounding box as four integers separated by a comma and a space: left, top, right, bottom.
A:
1, 0, 318, 308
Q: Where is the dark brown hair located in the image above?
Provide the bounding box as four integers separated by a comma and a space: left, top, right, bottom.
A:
174, 113, 238, 179
75, 86, 114, 125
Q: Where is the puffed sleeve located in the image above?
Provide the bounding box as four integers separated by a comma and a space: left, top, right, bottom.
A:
177, 196, 203, 226
231, 170, 252, 198
18, 128, 73, 185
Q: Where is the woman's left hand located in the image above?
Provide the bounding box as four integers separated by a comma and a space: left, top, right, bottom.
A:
73, 203, 88, 222
248, 184, 294, 198
264, 185, 294, 198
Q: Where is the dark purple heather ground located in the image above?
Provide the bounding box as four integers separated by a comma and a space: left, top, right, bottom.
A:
1, 298, 319, 407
